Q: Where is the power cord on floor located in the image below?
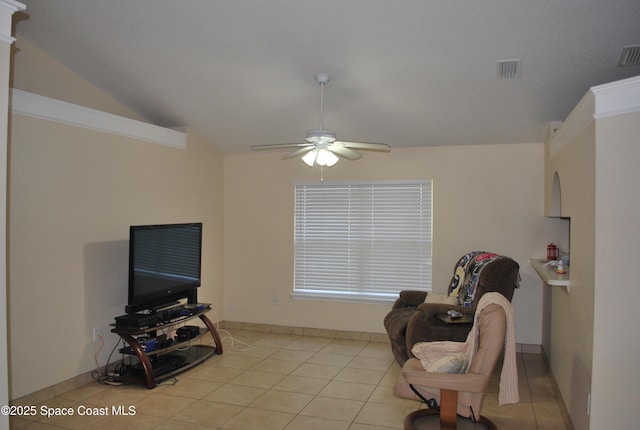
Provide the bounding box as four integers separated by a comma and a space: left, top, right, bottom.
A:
92, 335, 124, 386
209, 308, 251, 352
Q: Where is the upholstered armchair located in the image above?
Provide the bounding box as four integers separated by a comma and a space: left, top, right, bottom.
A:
384, 251, 519, 365
393, 293, 519, 429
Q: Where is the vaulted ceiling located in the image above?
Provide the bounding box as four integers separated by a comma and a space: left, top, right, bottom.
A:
14, 0, 640, 154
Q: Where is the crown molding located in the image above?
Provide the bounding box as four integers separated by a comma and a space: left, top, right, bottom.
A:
548, 75, 640, 157
0, 0, 25, 44
0, 0, 25, 11
10, 89, 187, 149
592, 75, 640, 119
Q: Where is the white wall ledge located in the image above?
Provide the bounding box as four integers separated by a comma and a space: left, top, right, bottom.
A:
530, 259, 570, 292
10, 89, 187, 149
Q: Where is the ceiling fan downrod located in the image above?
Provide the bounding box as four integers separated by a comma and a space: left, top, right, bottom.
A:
316, 73, 330, 130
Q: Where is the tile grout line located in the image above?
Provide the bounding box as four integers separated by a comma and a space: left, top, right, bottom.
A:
521, 351, 540, 429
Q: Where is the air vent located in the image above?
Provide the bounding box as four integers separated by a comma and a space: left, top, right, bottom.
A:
618, 45, 640, 67
497, 59, 521, 79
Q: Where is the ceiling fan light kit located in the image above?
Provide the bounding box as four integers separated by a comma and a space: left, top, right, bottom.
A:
302, 147, 339, 167
251, 73, 390, 167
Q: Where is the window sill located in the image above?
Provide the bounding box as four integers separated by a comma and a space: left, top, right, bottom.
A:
291, 291, 397, 305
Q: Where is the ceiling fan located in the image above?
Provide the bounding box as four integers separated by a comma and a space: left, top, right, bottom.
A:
251, 73, 390, 167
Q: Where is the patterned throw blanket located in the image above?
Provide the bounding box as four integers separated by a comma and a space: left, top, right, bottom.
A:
447, 251, 506, 307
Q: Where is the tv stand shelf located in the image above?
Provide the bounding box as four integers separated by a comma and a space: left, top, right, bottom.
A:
111, 306, 223, 388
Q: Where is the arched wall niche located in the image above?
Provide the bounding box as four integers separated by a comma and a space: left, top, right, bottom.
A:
548, 170, 571, 258
550, 171, 562, 217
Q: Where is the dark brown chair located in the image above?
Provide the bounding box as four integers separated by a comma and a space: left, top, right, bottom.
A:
384, 251, 519, 365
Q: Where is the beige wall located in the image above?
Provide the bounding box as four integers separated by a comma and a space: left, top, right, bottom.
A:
224, 143, 556, 343
2, 2, 22, 424
544, 124, 595, 430
591, 110, 640, 430
0, 40, 10, 429
8, 36, 224, 399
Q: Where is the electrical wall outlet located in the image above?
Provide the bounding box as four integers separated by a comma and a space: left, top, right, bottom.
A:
92, 327, 101, 341
272, 294, 279, 304
228, 303, 235, 312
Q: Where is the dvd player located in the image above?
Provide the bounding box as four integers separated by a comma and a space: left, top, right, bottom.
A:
114, 313, 162, 329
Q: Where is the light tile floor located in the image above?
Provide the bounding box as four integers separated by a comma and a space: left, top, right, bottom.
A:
10, 329, 568, 429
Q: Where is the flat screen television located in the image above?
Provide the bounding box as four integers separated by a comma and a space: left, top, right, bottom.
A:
126, 222, 202, 313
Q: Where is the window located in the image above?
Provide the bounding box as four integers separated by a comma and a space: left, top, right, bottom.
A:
293, 180, 432, 303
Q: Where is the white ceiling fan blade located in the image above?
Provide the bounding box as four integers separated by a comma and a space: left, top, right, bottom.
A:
335, 141, 391, 152
329, 145, 363, 160
282, 146, 316, 160
251, 143, 313, 151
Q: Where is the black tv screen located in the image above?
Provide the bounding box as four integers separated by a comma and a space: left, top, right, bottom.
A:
127, 223, 202, 313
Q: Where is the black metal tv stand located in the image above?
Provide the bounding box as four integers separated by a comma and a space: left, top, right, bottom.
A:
111, 305, 222, 388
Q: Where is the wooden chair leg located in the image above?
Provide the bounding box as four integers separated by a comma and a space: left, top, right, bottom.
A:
404, 388, 498, 430
439, 389, 458, 430
404, 407, 497, 430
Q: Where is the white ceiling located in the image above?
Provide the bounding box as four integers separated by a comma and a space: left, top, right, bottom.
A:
14, 0, 640, 154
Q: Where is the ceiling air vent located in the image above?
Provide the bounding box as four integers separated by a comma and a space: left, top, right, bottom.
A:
618, 45, 640, 67
497, 59, 521, 79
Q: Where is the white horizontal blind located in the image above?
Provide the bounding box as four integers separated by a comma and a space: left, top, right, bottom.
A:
293, 180, 432, 302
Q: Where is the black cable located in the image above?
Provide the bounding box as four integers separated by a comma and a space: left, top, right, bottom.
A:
92, 338, 120, 384
469, 405, 477, 422
409, 384, 440, 411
